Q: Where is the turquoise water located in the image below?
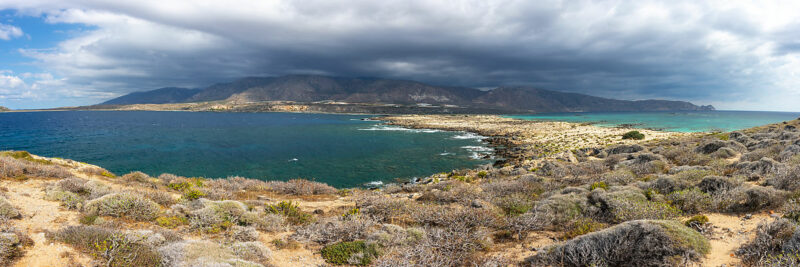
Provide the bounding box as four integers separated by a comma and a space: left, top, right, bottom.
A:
0, 111, 490, 187
507, 111, 800, 132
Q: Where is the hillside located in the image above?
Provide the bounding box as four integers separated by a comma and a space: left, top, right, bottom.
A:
1, 116, 799, 266
101, 87, 201, 105
0, 106, 9, 112
100, 75, 714, 113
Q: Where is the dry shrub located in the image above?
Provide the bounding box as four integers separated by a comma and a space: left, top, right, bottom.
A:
766, 165, 800, 191
84, 192, 162, 221
417, 181, 483, 204
0, 197, 21, 220
373, 224, 491, 267
663, 146, 711, 166
529, 220, 709, 267
737, 219, 800, 266
227, 226, 259, 242
742, 144, 785, 162
291, 215, 377, 245
0, 156, 71, 179
188, 200, 248, 232
206, 176, 269, 192
230, 241, 272, 264
49, 225, 162, 267
588, 189, 682, 223
666, 188, 712, 214
410, 204, 501, 229
600, 168, 636, 185
714, 186, 786, 213
511, 193, 588, 234
267, 179, 336, 195
240, 212, 285, 232
357, 196, 417, 224
120, 171, 153, 184
0, 228, 33, 266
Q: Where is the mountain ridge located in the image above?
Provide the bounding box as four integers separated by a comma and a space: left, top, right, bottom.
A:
100, 75, 715, 113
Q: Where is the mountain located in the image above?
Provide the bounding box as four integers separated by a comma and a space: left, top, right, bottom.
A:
474, 87, 715, 112
101, 75, 714, 112
102, 87, 201, 105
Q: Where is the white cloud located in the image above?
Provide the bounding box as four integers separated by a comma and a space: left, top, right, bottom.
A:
0, 0, 800, 110
0, 23, 23, 40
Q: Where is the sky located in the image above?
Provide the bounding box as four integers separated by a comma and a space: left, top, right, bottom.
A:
0, 1, 799, 110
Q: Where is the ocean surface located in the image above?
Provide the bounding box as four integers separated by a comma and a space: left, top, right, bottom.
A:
0, 111, 491, 188
507, 111, 800, 132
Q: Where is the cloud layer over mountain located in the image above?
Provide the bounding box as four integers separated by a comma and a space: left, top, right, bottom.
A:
1, 0, 799, 110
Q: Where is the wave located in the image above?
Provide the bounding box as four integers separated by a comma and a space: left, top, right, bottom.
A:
451, 132, 486, 140
461, 145, 493, 152
439, 152, 455, 156
364, 180, 384, 187
358, 125, 443, 133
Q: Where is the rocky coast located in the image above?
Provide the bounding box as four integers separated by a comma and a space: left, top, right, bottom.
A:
383, 114, 691, 165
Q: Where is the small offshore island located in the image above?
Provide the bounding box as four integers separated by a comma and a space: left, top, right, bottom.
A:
3, 113, 800, 267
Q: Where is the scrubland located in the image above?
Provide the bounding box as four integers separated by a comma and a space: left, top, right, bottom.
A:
2, 116, 800, 266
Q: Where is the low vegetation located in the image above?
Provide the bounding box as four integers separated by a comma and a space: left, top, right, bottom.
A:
1, 117, 800, 266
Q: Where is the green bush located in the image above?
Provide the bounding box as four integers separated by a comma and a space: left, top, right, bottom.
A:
622, 131, 645, 140
182, 188, 206, 201
590, 181, 608, 191
320, 240, 379, 266
266, 201, 312, 225
156, 216, 188, 229
684, 215, 709, 231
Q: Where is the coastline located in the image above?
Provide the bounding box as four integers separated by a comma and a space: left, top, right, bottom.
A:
381, 114, 692, 165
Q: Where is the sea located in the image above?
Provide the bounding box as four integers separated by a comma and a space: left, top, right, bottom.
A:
0, 111, 491, 188
507, 111, 800, 133
3, 110, 798, 188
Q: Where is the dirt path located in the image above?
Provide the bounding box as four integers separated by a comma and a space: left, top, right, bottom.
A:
1, 180, 92, 267
702, 213, 771, 267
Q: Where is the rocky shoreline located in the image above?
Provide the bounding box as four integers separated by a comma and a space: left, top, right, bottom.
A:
381, 114, 692, 165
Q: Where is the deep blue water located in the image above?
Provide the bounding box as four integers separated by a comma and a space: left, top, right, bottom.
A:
0, 111, 490, 187
507, 111, 800, 132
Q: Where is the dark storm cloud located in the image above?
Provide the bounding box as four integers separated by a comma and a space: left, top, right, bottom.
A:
2, 0, 800, 110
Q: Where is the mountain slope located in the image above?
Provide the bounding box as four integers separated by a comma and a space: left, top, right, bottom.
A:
102, 87, 201, 105
101, 75, 714, 112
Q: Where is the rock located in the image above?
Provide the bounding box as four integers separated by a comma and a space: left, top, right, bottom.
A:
313, 209, 324, 215
607, 144, 645, 155
744, 214, 753, 220
786, 125, 797, 131
471, 199, 485, 208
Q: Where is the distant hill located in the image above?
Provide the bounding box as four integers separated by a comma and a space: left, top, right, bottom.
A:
0, 106, 9, 112
101, 75, 714, 112
102, 87, 201, 105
